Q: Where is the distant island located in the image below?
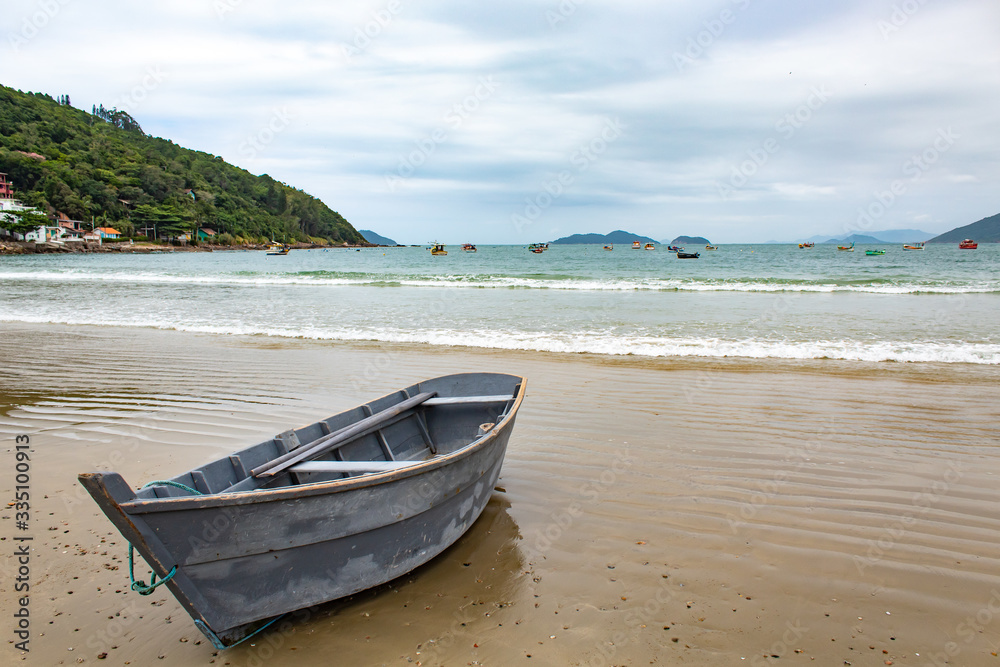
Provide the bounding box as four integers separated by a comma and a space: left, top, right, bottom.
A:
550, 230, 660, 245
928, 212, 999, 243
0, 84, 363, 246
359, 229, 399, 246
668, 235, 710, 245
822, 234, 883, 244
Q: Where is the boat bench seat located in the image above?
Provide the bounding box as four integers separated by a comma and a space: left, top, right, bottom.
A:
422, 395, 514, 406
289, 460, 424, 474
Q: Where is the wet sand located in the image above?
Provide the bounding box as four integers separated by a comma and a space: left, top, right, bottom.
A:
1, 322, 999, 666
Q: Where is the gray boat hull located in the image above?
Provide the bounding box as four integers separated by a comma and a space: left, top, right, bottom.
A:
79, 372, 525, 647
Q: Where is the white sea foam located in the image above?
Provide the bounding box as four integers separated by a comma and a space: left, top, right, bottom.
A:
3, 313, 997, 365
0, 271, 995, 294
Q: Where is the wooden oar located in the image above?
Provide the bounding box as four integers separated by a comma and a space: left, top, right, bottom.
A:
251, 391, 436, 478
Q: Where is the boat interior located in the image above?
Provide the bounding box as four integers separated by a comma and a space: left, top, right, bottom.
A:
133, 374, 522, 499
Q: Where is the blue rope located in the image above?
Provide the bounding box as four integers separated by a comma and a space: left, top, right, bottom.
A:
127, 480, 202, 595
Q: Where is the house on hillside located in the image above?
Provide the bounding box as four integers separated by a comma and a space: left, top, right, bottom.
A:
0, 173, 44, 239
95, 227, 122, 240
196, 228, 216, 241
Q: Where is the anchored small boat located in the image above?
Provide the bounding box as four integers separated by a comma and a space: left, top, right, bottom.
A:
528, 243, 548, 253
644, 243, 655, 250
603, 244, 613, 251
462, 243, 477, 252
798, 242, 814, 249
632, 241, 641, 249
959, 239, 978, 249
79, 373, 526, 649
429, 243, 447, 255
676, 251, 700, 259
705, 245, 718, 250
865, 249, 886, 256
902, 242, 924, 250
667, 245, 683, 252
837, 242, 854, 251
265, 243, 289, 255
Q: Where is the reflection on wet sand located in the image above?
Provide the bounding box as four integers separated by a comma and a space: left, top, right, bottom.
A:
2, 323, 999, 666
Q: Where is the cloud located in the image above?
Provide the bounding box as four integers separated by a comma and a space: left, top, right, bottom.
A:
3, 0, 998, 242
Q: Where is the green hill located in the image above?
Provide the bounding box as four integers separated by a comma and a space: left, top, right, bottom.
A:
928, 212, 1000, 243
0, 85, 363, 244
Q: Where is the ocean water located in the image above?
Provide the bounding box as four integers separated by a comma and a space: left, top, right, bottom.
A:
1, 243, 997, 364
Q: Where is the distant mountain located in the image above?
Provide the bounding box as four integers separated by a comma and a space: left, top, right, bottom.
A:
928, 213, 1000, 243
359, 229, 398, 245
803, 228, 933, 244
669, 235, 710, 245
823, 234, 882, 244
550, 230, 659, 245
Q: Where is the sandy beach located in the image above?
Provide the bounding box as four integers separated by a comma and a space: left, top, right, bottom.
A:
2, 322, 999, 666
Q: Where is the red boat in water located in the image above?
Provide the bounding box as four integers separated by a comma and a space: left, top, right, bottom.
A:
959, 239, 978, 249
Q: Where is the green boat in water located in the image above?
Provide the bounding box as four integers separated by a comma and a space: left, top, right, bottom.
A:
865, 249, 886, 256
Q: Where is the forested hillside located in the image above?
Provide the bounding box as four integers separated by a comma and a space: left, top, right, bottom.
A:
0, 85, 363, 244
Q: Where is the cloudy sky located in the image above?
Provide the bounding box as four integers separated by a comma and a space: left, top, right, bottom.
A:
4, 0, 999, 243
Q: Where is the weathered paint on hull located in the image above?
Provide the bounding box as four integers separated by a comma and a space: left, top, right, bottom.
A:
79, 373, 524, 648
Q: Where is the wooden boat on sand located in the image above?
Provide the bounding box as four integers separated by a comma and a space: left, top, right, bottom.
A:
79, 373, 526, 649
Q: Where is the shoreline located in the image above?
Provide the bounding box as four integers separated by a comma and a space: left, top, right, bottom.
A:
2, 320, 999, 384
0, 240, 399, 255
2, 321, 999, 665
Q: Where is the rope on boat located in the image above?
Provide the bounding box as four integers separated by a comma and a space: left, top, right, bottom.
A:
127, 480, 202, 595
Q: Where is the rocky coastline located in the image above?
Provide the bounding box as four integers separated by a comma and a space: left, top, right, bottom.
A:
0, 240, 380, 255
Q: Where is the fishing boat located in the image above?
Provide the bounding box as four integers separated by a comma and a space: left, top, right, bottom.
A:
603, 244, 613, 251
265, 243, 289, 255
837, 242, 854, 251
430, 243, 447, 255
644, 243, 655, 250
798, 242, 814, 249
902, 242, 924, 250
959, 239, 978, 249
667, 245, 682, 252
632, 241, 641, 249
705, 245, 718, 250
676, 251, 700, 259
78, 373, 526, 649
865, 249, 886, 256
462, 243, 477, 252
528, 243, 548, 253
